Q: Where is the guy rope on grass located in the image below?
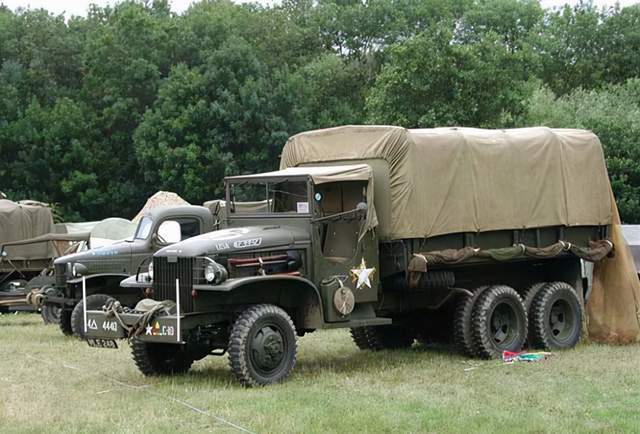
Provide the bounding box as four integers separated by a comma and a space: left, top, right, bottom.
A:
22, 352, 255, 434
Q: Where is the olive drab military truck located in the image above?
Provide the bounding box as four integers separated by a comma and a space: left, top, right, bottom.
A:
84, 126, 614, 387
35, 205, 216, 338
0, 199, 89, 314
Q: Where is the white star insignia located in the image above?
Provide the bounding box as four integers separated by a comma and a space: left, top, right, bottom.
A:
145, 325, 153, 335
350, 258, 376, 290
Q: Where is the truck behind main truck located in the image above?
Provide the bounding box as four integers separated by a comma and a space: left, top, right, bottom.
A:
32, 205, 215, 338
84, 126, 614, 386
34, 200, 266, 338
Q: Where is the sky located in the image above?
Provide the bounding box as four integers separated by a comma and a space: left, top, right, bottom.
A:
0, 0, 639, 17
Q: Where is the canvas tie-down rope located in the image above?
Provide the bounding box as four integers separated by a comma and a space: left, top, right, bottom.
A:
22, 353, 254, 433
103, 298, 176, 338
407, 240, 614, 289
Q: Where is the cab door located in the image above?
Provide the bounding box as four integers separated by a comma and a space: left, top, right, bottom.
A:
311, 180, 379, 322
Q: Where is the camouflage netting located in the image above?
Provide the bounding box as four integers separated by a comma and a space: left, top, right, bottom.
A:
588, 193, 640, 344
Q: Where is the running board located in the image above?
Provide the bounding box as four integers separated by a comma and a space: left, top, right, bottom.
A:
323, 316, 392, 329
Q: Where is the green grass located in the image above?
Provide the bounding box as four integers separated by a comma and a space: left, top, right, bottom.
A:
1, 313, 639, 433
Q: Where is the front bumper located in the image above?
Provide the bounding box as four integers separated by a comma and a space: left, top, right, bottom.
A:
85, 310, 182, 343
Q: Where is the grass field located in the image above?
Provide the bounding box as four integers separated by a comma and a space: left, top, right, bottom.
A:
1, 313, 639, 433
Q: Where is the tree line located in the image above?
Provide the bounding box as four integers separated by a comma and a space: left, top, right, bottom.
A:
1, 0, 640, 222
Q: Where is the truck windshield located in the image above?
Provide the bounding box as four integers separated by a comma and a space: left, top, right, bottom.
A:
230, 180, 308, 214
134, 216, 154, 239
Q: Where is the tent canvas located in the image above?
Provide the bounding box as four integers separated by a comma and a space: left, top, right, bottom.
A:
0, 199, 55, 259
132, 191, 189, 223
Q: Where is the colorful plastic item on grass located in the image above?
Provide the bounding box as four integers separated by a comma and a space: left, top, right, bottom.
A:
502, 350, 552, 363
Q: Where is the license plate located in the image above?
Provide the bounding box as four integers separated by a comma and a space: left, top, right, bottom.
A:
86, 338, 118, 349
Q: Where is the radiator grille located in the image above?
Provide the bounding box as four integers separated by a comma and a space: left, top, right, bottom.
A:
55, 263, 67, 287
152, 257, 195, 313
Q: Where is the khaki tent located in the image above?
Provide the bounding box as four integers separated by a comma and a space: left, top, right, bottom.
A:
281, 125, 612, 240
132, 191, 190, 223
0, 199, 55, 259
588, 203, 640, 343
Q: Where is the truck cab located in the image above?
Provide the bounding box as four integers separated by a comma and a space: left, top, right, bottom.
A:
85, 164, 388, 385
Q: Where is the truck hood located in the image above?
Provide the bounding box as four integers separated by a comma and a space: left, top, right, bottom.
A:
53, 240, 133, 265
155, 225, 310, 258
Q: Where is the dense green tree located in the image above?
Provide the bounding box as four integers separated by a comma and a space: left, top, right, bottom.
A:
366, 27, 534, 127
134, 36, 310, 202
1, 0, 640, 222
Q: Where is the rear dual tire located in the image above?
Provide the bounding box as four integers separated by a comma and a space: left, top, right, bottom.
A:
471, 285, 528, 359
529, 282, 581, 350
454, 282, 581, 358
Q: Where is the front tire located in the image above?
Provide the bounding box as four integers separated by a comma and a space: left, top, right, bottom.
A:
228, 304, 297, 387
70, 294, 115, 339
131, 338, 194, 376
41, 305, 62, 324
471, 285, 527, 359
58, 308, 73, 336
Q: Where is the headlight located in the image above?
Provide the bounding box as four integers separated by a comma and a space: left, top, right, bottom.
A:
148, 261, 154, 280
203, 259, 227, 284
205, 263, 216, 282
72, 263, 88, 277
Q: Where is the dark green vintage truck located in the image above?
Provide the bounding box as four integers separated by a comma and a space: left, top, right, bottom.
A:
32, 205, 215, 338
84, 126, 614, 386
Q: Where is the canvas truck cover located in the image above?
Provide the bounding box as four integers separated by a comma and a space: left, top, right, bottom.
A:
0, 199, 55, 259
280, 125, 613, 240
203, 200, 271, 216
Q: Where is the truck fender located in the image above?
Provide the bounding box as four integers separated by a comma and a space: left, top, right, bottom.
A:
204, 275, 325, 329
67, 273, 130, 294
67, 273, 144, 307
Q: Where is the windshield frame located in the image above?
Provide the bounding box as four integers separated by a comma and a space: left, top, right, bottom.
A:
134, 216, 154, 240
225, 176, 312, 218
